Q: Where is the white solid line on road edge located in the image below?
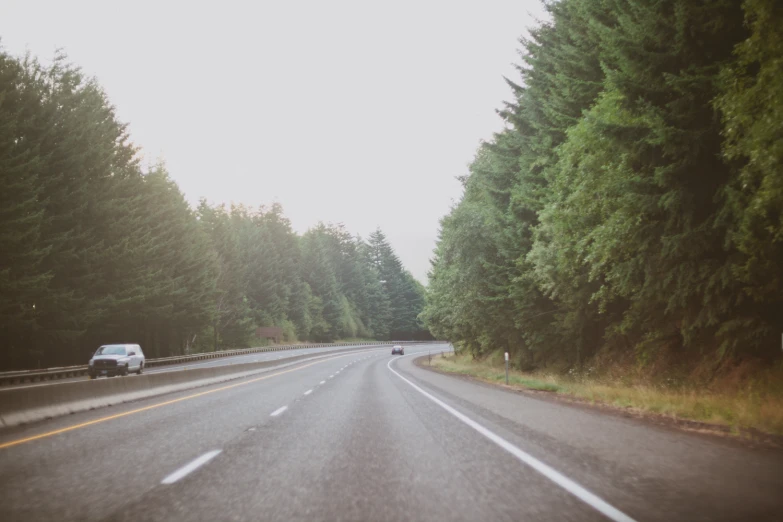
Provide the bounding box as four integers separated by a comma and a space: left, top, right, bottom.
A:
161, 450, 222, 485
270, 406, 288, 417
387, 357, 637, 522
304, 389, 313, 396
320, 380, 326, 385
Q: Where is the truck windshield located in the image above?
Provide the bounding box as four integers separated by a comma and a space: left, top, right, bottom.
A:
95, 346, 126, 355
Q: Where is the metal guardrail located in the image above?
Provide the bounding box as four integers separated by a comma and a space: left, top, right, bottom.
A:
0, 341, 439, 386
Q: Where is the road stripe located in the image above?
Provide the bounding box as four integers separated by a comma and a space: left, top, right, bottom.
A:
387, 356, 637, 522
270, 406, 288, 417
161, 450, 222, 484
303, 389, 313, 396
0, 348, 392, 450
0, 347, 367, 392
319, 381, 325, 385
2, 347, 358, 392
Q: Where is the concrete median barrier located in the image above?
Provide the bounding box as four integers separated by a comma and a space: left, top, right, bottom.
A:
0, 343, 421, 428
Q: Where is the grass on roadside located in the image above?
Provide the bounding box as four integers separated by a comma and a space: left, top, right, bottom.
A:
433, 356, 562, 392
428, 353, 783, 437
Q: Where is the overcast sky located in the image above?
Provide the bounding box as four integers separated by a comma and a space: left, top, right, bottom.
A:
0, 0, 546, 282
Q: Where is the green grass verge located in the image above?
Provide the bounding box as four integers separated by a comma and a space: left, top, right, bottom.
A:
432, 356, 563, 392
429, 353, 783, 436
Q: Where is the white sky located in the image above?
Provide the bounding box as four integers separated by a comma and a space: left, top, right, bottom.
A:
0, 0, 546, 282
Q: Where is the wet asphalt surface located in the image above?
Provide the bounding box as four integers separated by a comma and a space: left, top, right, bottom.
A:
0, 343, 781, 521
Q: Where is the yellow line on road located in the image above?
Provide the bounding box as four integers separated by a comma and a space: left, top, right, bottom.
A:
0, 354, 350, 450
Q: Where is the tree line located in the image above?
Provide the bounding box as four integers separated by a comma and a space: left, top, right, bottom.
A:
0, 50, 428, 370
423, 0, 783, 372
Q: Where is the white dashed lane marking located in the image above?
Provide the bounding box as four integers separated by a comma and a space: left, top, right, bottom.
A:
161, 450, 222, 485
270, 406, 288, 417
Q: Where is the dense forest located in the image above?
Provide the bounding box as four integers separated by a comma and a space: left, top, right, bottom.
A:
0, 50, 428, 370
423, 0, 783, 373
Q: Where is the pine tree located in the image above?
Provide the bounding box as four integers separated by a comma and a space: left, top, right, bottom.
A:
0, 51, 50, 367
366, 229, 426, 339
197, 201, 253, 351
300, 225, 344, 341
715, 0, 783, 356
22, 52, 141, 364
561, 0, 747, 355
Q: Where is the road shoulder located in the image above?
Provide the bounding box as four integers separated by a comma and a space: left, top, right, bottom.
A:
414, 355, 783, 449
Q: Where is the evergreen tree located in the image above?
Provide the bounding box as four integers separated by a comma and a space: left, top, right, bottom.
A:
716, 0, 783, 356
197, 201, 253, 351
24, 52, 141, 364
0, 47, 428, 368
300, 225, 344, 341
367, 229, 425, 339
0, 51, 50, 367
425, 0, 783, 371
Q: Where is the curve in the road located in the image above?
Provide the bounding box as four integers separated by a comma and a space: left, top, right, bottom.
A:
388, 353, 636, 522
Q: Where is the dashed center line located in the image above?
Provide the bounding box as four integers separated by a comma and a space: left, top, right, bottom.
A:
270, 406, 288, 417
303, 389, 313, 396
161, 450, 222, 485
319, 380, 325, 385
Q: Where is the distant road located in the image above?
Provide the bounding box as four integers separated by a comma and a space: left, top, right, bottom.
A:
0, 343, 781, 521
0, 343, 385, 391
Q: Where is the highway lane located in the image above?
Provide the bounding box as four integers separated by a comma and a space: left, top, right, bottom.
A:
0, 345, 400, 520
1, 343, 781, 521
0, 342, 401, 391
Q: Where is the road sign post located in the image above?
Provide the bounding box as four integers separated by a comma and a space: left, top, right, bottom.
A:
504, 352, 509, 385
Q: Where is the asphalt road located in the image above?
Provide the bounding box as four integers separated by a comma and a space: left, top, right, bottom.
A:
0, 343, 781, 521
0, 343, 388, 391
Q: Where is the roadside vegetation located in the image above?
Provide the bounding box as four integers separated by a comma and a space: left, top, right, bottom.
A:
430, 353, 783, 436
0, 50, 428, 370
422, 0, 783, 431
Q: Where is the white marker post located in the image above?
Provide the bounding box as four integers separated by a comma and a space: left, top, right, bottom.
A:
504, 352, 509, 385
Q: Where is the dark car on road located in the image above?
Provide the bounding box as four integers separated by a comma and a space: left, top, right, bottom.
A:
391, 345, 404, 355
88, 344, 145, 378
